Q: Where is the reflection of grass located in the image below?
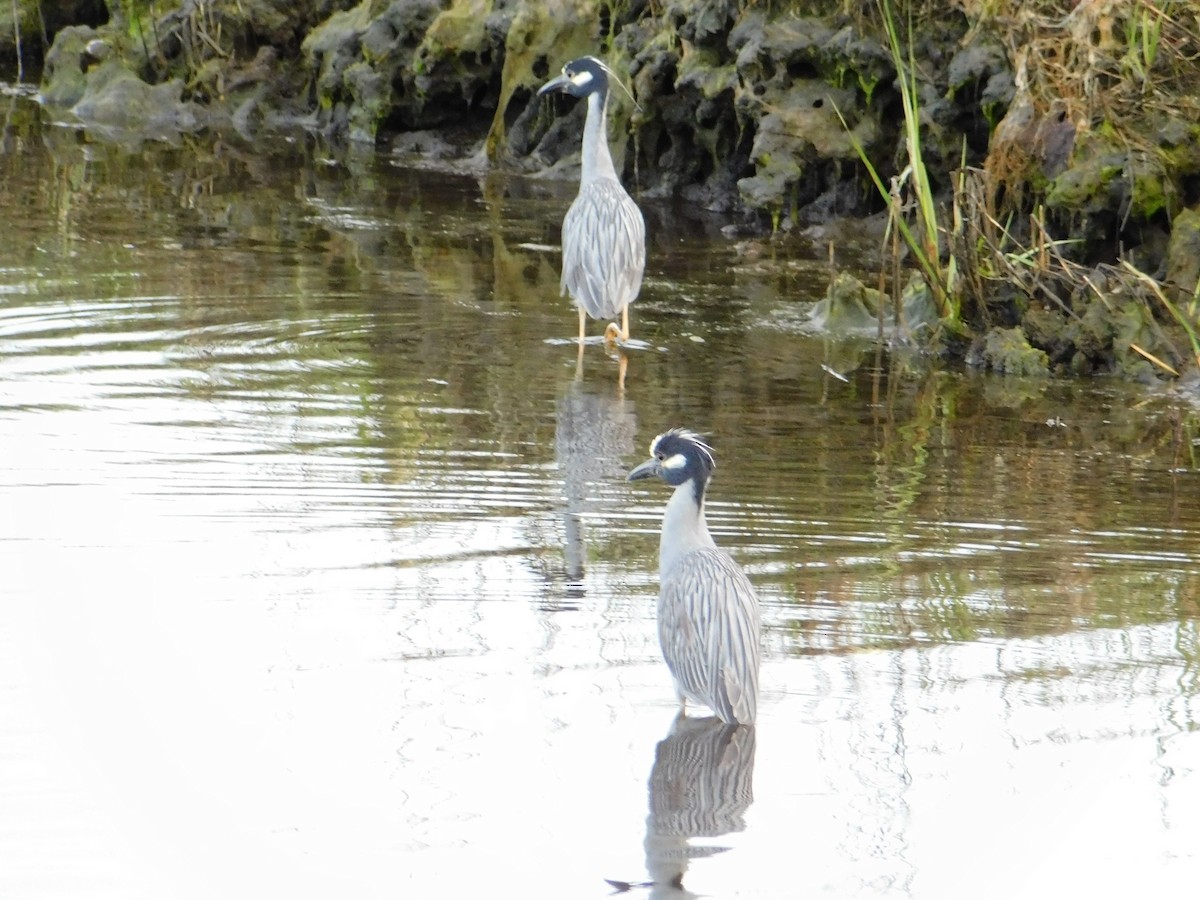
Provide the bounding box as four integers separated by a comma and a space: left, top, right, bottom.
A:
772, 365, 1200, 658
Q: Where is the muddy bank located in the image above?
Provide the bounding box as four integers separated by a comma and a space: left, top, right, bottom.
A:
4, 0, 1199, 379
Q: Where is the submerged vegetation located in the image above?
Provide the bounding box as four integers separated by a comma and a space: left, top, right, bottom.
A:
3, 0, 1200, 381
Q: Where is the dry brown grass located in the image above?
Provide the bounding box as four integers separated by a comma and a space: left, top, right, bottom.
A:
964, 0, 1200, 215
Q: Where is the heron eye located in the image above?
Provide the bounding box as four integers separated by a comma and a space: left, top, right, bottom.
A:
655, 452, 664, 460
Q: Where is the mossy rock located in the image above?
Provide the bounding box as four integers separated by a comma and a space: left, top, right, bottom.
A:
488, 0, 599, 162
1023, 305, 1071, 362
676, 46, 738, 101
1061, 293, 1176, 380
41, 39, 205, 138
970, 326, 1049, 376
302, 0, 386, 127
413, 0, 491, 76
1157, 117, 1200, 176
663, 0, 738, 48
1110, 297, 1177, 381
40, 24, 104, 108
1064, 294, 1115, 360
809, 272, 885, 332
1046, 133, 1178, 221
1165, 207, 1200, 305
808, 271, 941, 338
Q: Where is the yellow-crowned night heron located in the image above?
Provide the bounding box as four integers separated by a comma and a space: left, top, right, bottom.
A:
628, 429, 761, 725
538, 56, 646, 345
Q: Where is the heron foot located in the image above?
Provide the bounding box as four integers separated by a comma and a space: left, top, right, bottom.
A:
604, 322, 631, 346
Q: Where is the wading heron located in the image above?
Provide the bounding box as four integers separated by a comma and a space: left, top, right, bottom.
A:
537, 56, 645, 346
627, 428, 761, 725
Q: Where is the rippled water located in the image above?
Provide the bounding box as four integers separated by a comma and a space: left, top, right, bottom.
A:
2, 91, 1199, 898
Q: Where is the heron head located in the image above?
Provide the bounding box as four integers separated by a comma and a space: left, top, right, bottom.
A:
537, 56, 612, 100
627, 428, 716, 488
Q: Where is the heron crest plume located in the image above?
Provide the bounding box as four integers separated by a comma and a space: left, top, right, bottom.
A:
587, 56, 642, 114
650, 428, 716, 471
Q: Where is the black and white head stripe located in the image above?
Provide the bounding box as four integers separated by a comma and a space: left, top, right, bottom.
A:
557, 56, 642, 111
650, 428, 716, 471
566, 61, 597, 90
627, 427, 716, 488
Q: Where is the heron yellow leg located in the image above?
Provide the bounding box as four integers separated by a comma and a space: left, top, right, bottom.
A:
620, 304, 630, 343
578, 307, 587, 345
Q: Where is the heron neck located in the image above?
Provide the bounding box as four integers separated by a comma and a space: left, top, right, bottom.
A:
659, 477, 716, 578
582, 89, 619, 183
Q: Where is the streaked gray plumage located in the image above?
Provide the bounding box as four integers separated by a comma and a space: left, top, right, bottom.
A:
538, 55, 645, 344
628, 429, 761, 725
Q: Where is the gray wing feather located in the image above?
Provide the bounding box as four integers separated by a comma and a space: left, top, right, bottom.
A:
658, 548, 761, 725
561, 179, 646, 321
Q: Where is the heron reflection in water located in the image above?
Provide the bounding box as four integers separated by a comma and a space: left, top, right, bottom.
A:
608, 714, 756, 896
554, 375, 637, 594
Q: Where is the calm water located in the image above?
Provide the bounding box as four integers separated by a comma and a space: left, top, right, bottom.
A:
2, 88, 1199, 898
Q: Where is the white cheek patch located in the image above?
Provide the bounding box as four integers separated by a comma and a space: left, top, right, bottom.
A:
570, 70, 594, 89
662, 453, 688, 471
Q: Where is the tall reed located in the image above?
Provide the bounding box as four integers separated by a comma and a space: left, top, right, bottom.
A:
838, 0, 960, 325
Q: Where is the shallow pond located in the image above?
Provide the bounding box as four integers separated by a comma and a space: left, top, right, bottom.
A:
1, 89, 1199, 898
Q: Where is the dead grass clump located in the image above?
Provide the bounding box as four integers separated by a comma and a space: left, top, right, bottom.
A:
965, 0, 1200, 220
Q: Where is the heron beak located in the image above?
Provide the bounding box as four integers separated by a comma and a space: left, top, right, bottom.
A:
627, 458, 660, 482
537, 73, 571, 97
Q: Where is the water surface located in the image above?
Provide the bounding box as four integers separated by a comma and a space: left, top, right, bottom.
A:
1, 91, 1199, 898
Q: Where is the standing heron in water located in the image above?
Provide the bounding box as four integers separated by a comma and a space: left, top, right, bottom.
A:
538, 56, 646, 347
628, 428, 761, 725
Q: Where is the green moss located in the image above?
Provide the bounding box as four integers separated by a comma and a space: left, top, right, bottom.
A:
1045, 151, 1123, 210
1158, 121, 1200, 172
856, 70, 879, 105
1111, 299, 1170, 380
980, 326, 1049, 377
1128, 152, 1176, 219
982, 99, 1004, 131
810, 272, 885, 330
485, 0, 600, 161
677, 48, 738, 100
1165, 208, 1200, 303
417, 0, 490, 64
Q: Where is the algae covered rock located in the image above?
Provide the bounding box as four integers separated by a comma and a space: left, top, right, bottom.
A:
39, 24, 105, 108
969, 326, 1049, 376
40, 28, 204, 140
487, 0, 600, 162
729, 11, 885, 225
809, 272, 885, 332
304, 0, 446, 142
808, 272, 940, 337
1165, 207, 1200, 305
72, 60, 203, 136
1046, 138, 1177, 225
1022, 305, 1071, 363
